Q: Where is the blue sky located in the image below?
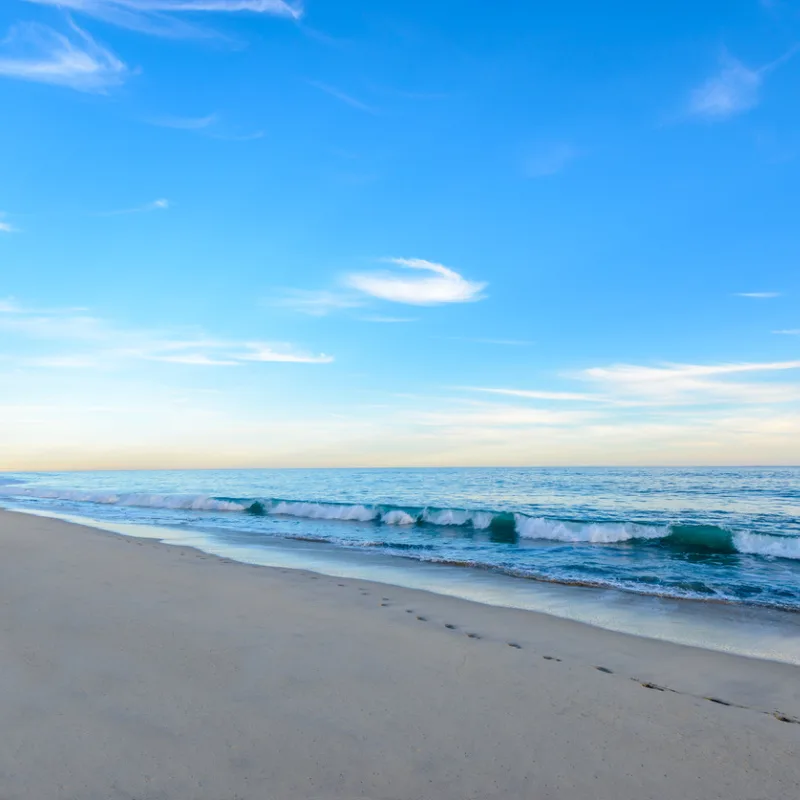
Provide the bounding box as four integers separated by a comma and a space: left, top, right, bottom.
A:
1, 0, 799, 469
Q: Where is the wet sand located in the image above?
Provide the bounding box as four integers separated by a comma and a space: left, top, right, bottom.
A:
1, 509, 799, 799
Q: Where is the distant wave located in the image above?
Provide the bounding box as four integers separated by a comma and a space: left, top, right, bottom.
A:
2, 486, 799, 561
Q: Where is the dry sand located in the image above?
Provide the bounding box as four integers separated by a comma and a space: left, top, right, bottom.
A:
1, 508, 799, 800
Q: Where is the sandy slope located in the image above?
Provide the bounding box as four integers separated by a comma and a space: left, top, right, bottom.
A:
1, 509, 798, 800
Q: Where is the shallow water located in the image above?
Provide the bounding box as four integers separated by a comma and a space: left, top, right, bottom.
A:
2, 467, 800, 612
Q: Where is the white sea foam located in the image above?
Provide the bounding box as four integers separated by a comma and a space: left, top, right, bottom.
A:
381, 509, 416, 525
0, 488, 247, 512
515, 515, 667, 544
420, 508, 494, 529
269, 501, 377, 522
734, 531, 800, 560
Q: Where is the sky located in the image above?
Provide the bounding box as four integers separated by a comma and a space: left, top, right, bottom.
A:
1, 0, 799, 470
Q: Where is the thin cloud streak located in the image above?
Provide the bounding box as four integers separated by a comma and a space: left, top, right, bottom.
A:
308, 81, 377, 114
236, 343, 334, 364
24, 1, 303, 39
450, 337, 534, 346
145, 113, 264, 140
348, 258, 487, 306
148, 113, 219, 130
1, 299, 333, 368
417, 405, 596, 429
525, 143, 581, 177
99, 198, 170, 216
466, 387, 600, 402
468, 359, 800, 411
271, 289, 364, 316
0, 20, 128, 92
360, 315, 417, 323
581, 360, 800, 406
735, 291, 781, 298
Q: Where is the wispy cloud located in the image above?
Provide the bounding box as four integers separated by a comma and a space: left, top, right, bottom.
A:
100, 198, 170, 216
236, 343, 333, 364
271, 289, 364, 316
0, 20, 128, 92
734, 291, 781, 298
0, 299, 332, 368
360, 315, 417, 323
466, 387, 599, 402
0, 213, 18, 233
24, 1, 303, 39
581, 360, 800, 406
417, 404, 596, 429
450, 337, 534, 346
308, 80, 377, 114
689, 54, 761, 119
145, 112, 264, 140
688, 47, 798, 120
148, 113, 219, 130
773, 329, 800, 335
347, 258, 487, 306
525, 143, 581, 178
467, 359, 800, 411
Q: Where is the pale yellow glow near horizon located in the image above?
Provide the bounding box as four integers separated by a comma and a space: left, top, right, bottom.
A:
2, 401, 799, 471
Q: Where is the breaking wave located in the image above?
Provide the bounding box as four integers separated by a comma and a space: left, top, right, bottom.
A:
2, 485, 799, 561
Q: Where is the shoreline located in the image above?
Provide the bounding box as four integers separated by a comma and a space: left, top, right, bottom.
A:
7, 503, 800, 666
1, 508, 799, 799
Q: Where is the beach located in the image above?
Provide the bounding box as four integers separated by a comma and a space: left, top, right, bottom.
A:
1, 509, 799, 800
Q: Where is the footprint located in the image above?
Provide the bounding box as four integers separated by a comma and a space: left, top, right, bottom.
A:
508, 642, 522, 649
405, 609, 414, 614
417, 616, 427, 621
773, 712, 800, 724
444, 623, 457, 630
543, 655, 561, 662
380, 603, 389, 607
382, 597, 390, 601
466, 633, 481, 639
337, 584, 345, 587
705, 697, 732, 706
640, 682, 666, 692
595, 666, 613, 674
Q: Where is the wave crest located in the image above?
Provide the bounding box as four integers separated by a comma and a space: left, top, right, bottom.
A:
515, 515, 666, 544
3, 485, 799, 561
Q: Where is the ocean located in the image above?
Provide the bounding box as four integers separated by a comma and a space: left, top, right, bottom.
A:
2, 466, 799, 611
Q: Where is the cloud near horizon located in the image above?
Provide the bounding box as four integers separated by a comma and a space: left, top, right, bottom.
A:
0, 20, 127, 92
468, 359, 800, 410
347, 258, 487, 306
581, 360, 800, 406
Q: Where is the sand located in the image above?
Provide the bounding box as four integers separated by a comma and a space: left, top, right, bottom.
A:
1, 509, 799, 800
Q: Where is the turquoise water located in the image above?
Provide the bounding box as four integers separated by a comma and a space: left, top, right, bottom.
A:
2, 467, 800, 611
